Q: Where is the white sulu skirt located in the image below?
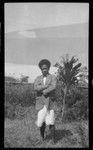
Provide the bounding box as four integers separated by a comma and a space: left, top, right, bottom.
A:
35, 105, 55, 127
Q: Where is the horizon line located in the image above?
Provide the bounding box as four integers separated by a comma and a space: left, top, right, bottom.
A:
5, 21, 88, 34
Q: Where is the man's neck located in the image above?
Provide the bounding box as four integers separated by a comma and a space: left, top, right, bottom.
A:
43, 73, 49, 77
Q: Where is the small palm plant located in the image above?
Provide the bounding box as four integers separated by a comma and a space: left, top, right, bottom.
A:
54, 54, 82, 118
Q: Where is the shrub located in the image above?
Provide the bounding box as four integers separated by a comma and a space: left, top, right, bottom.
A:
5, 76, 19, 83
63, 99, 88, 123
55, 83, 88, 122
5, 81, 88, 122
77, 121, 89, 147
5, 82, 35, 106
5, 82, 36, 119
5, 102, 16, 120
65, 86, 88, 109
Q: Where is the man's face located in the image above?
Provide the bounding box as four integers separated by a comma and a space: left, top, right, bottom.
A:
41, 64, 49, 76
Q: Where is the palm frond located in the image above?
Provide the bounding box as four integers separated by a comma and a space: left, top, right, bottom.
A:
73, 63, 82, 71
57, 54, 82, 87
69, 56, 78, 68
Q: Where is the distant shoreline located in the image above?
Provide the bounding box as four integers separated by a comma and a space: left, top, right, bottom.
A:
5, 63, 58, 83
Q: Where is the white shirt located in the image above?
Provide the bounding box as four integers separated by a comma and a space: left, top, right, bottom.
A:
43, 77, 46, 85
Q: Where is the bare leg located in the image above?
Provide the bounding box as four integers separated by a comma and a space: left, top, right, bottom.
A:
40, 122, 46, 140
49, 125, 55, 143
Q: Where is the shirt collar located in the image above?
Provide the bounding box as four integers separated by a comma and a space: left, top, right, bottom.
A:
42, 73, 50, 78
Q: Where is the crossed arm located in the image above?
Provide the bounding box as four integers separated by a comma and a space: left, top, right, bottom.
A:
34, 75, 57, 95
34, 78, 48, 92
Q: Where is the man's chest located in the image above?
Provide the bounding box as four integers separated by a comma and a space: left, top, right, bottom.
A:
38, 75, 52, 85
43, 77, 46, 85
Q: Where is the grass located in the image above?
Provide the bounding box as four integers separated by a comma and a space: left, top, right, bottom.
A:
4, 81, 89, 148
4, 105, 89, 148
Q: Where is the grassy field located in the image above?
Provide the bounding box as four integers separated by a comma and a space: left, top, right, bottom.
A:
4, 105, 88, 148
4, 81, 89, 148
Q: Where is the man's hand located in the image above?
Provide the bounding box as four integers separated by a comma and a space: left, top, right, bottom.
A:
43, 90, 47, 96
40, 84, 49, 92
44, 84, 49, 89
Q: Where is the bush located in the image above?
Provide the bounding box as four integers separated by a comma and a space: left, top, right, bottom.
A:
55, 82, 88, 122
5, 102, 16, 120
63, 99, 88, 123
5, 82, 36, 119
5, 81, 88, 122
5, 82, 35, 106
5, 76, 19, 83
65, 86, 88, 108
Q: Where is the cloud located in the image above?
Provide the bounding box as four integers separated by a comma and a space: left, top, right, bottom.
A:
19, 30, 37, 38
5, 3, 89, 33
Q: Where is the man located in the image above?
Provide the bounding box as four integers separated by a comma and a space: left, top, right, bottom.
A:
34, 59, 57, 144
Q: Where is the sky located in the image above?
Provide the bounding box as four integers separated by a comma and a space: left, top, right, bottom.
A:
5, 3, 89, 33
5, 63, 58, 82
5, 3, 89, 80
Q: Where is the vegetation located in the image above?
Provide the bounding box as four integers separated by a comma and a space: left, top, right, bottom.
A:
54, 54, 82, 119
55, 82, 88, 123
5, 82, 35, 120
5, 76, 19, 83
4, 81, 88, 148
4, 54, 88, 147
5, 78, 88, 122
20, 75, 29, 83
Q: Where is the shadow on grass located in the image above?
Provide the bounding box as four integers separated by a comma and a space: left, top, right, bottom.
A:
45, 129, 73, 143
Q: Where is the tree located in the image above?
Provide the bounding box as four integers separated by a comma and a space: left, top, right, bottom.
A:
20, 75, 29, 83
54, 54, 82, 119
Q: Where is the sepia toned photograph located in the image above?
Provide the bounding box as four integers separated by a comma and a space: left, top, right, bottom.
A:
4, 3, 89, 148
